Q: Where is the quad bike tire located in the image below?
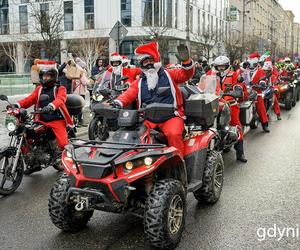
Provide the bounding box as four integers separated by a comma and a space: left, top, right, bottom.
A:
0, 152, 24, 196
48, 173, 94, 232
292, 90, 297, 107
88, 117, 109, 141
193, 150, 224, 204
285, 91, 293, 110
144, 179, 186, 250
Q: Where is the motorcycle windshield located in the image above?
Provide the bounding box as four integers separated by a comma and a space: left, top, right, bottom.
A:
197, 75, 220, 103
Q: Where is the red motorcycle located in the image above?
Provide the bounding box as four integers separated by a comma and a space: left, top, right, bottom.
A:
0, 94, 83, 196
48, 77, 224, 249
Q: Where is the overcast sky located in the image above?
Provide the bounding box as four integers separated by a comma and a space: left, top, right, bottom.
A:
278, 0, 300, 23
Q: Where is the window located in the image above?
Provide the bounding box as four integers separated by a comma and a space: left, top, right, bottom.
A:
121, 0, 131, 27
189, 6, 193, 33
84, 0, 94, 29
142, 0, 152, 26
174, 0, 178, 28
64, 1, 73, 31
165, 0, 172, 28
40, 3, 49, 33
0, 0, 9, 35
198, 9, 201, 35
19, 5, 28, 34
154, 0, 159, 26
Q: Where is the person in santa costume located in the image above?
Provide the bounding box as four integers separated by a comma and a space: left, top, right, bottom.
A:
262, 57, 281, 120
206, 56, 248, 162
99, 52, 141, 90
8, 61, 73, 174
247, 52, 270, 132
114, 42, 195, 156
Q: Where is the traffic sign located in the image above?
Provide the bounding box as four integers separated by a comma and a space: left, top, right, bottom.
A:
109, 21, 128, 43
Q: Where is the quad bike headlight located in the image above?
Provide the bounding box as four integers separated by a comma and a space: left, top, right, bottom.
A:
125, 161, 134, 170
92, 94, 103, 102
144, 157, 153, 166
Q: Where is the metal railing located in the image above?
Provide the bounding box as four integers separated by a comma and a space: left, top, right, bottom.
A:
0, 74, 35, 96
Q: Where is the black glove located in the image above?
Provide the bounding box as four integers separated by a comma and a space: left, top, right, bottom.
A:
242, 61, 250, 69
42, 105, 54, 114
111, 101, 122, 109
6, 104, 18, 110
175, 44, 190, 62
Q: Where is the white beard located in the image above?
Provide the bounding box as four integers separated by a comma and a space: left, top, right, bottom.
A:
113, 65, 122, 76
144, 68, 159, 90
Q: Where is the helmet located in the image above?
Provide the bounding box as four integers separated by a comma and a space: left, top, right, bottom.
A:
110, 52, 122, 66
286, 64, 294, 72
39, 68, 58, 88
213, 56, 230, 77
284, 57, 291, 64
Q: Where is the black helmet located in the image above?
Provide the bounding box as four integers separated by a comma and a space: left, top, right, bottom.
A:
39, 68, 58, 88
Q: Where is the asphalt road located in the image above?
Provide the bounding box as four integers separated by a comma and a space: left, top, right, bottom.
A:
1, 104, 300, 250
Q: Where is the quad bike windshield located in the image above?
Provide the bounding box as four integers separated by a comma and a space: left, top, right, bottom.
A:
197, 75, 220, 102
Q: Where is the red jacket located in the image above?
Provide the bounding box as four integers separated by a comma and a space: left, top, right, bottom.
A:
107, 67, 141, 84
17, 85, 74, 127
116, 64, 195, 117
250, 68, 266, 93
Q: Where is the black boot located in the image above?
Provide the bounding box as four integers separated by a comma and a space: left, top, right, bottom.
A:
262, 122, 270, 133
234, 140, 248, 163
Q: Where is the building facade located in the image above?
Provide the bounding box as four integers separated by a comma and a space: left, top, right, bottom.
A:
0, 0, 229, 73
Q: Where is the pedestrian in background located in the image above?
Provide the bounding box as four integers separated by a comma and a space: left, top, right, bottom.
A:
30, 59, 40, 87
72, 58, 88, 127
58, 61, 73, 94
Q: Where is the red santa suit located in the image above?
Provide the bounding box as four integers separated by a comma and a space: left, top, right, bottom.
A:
116, 42, 195, 156
207, 69, 246, 140
263, 58, 281, 116
17, 84, 73, 149
248, 53, 268, 124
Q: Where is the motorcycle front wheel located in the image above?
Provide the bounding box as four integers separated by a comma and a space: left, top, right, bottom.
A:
88, 117, 108, 141
0, 153, 24, 196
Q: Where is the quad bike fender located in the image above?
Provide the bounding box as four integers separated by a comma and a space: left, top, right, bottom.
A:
184, 130, 217, 156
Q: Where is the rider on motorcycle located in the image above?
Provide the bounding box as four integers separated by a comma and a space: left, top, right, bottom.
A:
247, 53, 270, 132
206, 56, 248, 163
262, 57, 281, 120
98, 52, 141, 90
8, 61, 73, 174
114, 42, 195, 156
280, 57, 295, 81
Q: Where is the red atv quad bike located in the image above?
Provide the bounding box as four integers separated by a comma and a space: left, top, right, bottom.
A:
48, 81, 224, 249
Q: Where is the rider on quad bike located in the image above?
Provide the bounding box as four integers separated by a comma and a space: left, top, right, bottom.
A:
206, 56, 248, 162
247, 53, 270, 133
262, 57, 282, 120
8, 61, 73, 174
114, 42, 195, 156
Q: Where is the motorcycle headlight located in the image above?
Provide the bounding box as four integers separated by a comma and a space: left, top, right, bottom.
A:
6, 122, 16, 132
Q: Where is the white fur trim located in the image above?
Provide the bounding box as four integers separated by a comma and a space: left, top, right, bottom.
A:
114, 100, 123, 108
49, 103, 56, 110
136, 53, 150, 61
154, 62, 162, 69
138, 78, 142, 108
248, 58, 258, 64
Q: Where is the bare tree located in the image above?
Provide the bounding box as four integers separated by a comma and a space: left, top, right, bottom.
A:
28, 0, 64, 59
224, 35, 243, 63
68, 38, 108, 76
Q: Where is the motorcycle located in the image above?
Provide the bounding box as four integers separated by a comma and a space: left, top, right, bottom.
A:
48, 76, 223, 249
88, 76, 129, 141
0, 94, 83, 196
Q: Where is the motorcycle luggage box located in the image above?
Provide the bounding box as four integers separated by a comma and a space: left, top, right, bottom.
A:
239, 101, 253, 126
66, 94, 85, 116
184, 93, 219, 128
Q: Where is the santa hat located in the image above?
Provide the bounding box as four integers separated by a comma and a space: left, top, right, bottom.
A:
248, 52, 261, 64
122, 55, 130, 64
110, 52, 122, 62
263, 57, 273, 71
135, 42, 161, 63
37, 60, 57, 71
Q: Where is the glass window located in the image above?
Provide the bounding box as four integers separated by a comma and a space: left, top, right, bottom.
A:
189, 6, 193, 33
84, 0, 94, 29
154, 0, 159, 26
174, 0, 178, 29
121, 0, 131, 27
142, 0, 152, 26
165, 0, 172, 28
19, 5, 28, 34
64, 1, 73, 31
0, 0, 9, 35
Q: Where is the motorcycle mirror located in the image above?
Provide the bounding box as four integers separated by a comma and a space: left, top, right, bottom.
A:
156, 87, 171, 97
0, 95, 8, 101
39, 94, 50, 102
